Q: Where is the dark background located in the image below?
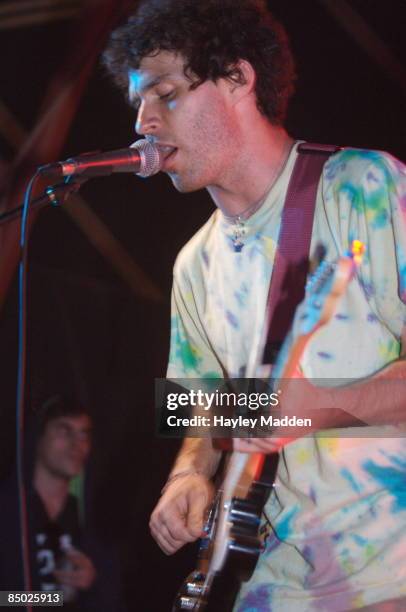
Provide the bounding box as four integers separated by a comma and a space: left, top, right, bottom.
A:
0, 1, 405, 610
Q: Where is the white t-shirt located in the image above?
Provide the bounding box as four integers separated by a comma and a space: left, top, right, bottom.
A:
167, 143, 406, 611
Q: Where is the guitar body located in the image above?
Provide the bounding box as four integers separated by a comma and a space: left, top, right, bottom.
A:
173, 454, 278, 611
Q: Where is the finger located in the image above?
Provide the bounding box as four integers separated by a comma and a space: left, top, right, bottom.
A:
151, 505, 193, 543
186, 492, 207, 538
150, 520, 181, 549
53, 570, 76, 586
233, 438, 267, 452
233, 437, 282, 453
65, 549, 85, 562
153, 520, 188, 549
54, 569, 94, 589
150, 524, 180, 555
68, 556, 90, 570
165, 519, 198, 544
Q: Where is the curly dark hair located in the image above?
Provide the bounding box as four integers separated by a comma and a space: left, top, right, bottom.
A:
102, 0, 296, 125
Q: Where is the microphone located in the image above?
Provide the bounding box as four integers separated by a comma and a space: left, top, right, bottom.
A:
38, 140, 163, 179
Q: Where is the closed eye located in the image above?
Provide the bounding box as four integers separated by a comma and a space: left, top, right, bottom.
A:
159, 91, 175, 102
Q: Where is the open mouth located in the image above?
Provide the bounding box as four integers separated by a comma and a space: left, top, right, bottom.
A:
159, 146, 178, 169
159, 145, 176, 157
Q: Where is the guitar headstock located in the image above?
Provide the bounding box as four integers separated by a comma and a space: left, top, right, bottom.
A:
295, 240, 365, 337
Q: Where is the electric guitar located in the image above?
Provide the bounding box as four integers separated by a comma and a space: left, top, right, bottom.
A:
173, 241, 364, 611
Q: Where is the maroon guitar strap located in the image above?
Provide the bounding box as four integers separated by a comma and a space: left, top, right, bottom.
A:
255, 142, 340, 488
262, 142, 340, 366
215, 143, 339, 461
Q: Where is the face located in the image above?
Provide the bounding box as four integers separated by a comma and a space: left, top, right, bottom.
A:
36, 414, 92, 481
128, 51, 241, 192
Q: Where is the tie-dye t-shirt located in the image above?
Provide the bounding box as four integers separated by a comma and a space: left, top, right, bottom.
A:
167, 143, 406, 611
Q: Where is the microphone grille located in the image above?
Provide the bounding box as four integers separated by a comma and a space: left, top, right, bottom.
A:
130, 139, 163, 177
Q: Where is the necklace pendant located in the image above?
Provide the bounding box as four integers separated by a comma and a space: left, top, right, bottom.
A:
230, 217, 246, 252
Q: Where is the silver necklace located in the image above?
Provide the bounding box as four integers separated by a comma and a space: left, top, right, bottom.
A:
224, 198, 266, 252
224, 141, 295, 252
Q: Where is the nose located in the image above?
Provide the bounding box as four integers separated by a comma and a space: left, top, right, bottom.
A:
135, 100, 160, 136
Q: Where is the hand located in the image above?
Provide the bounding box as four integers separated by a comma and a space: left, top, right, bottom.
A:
53, 548, 96, 590
150, 473, 214, 555
233, 436, 289, 453
233, 375, 325, 454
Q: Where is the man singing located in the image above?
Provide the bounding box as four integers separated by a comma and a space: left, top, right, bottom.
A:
103, 1, 406, 610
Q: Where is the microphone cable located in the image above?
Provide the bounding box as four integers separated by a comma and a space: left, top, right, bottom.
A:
16, 170, 42, 612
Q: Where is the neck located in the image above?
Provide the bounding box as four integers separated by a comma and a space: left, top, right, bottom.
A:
208, 124, 294, 218
34, 464, 70, 520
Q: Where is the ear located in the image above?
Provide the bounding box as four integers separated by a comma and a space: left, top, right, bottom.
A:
226, 59, 256, 104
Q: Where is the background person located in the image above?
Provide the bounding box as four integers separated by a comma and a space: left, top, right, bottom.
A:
32, 395, 95, 605
0, 394, 126, 611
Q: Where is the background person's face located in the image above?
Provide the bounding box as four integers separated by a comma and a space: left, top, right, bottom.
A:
36, 414, 92, 480
129, 51, 241, 193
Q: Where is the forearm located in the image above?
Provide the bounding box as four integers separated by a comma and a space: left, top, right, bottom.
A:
235, 358, 406, 453
169, 437, 222, 479
317, 357, 406, 429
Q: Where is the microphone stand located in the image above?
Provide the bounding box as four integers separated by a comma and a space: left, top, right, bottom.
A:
8, 174, 88, 611
0, 177, 88, 226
